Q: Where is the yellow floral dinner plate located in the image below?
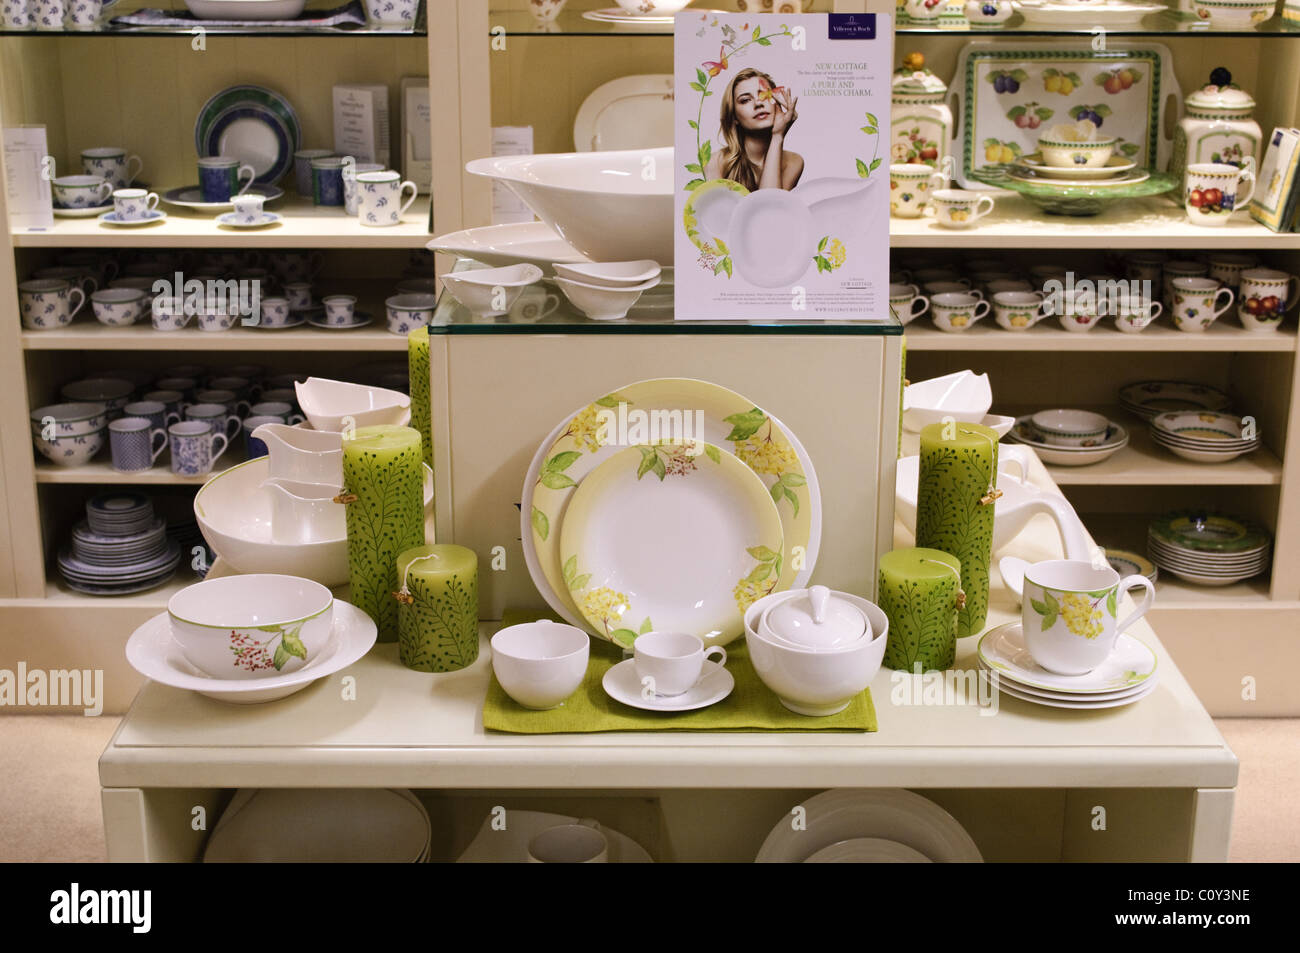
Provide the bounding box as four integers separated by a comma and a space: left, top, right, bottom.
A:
559, 442, 783, 647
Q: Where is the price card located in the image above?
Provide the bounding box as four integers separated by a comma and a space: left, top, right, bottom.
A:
3, 125, 54, 230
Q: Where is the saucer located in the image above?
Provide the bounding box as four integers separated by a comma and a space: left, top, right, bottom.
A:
54, 203, 113, 218
307, 311, 374, 330
976, 621, 1158, 694
217, 212, 282, 229
161, 184, 285, 211
98, 210, 167, 227
601, 658, 734, 712
250, 314, 306, 330
124, 600, 377, 704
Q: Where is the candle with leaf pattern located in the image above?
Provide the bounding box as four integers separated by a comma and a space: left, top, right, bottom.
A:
915, 421, 998, 638
407, 327, 433, 472
343, 425, 425, 642
878, 547, 962, 671
396, 544, 478, 672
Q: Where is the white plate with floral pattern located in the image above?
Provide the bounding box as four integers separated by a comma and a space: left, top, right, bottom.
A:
977, 621, 1157, 694
560, 441, 783, 647
982, 667, 1159, 709
977, 659, 1155, 702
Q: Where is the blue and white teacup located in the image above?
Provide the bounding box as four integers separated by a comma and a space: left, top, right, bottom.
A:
91, 288, 146, 326
19, 279, 86, 330
293, 150, 334, 196
109, 417, 167, 473
65, 0, 100, 28
259, 297, 293, 327
82, 148, 143, 189
198, 156, 255, 204
31, 0, 64, 31
322, 294, 357, 326
168, 421, 229, 477
310, 157, 348, 207
122, 400, 180, 433
192, 390, 250, 421
51, 175, 112, 209
385, 294, 436, 334
357, 171, 418, 227
112, 188, 160, 222
283, 282, 312, 311
230, 193, 266, 224
247, 401, 303, 424
142, 390, 186, 423
2, 0, 32, 28
182, 404, 241, 443
363, 0, 419, 24
342, 162, 384, 215
242, 415, 282, 459
195, 304, 238, 332
33, 266, 98, 297
151, 296, 192, 331
34, 427, 106, 467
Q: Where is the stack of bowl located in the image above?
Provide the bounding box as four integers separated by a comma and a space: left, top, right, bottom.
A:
58, 494, 182, 595
1119, 380, 1231, 421
552, 260, 663, 321
1147, 509, 1271, 586
1007, 409, 1129, 466
743, 585, 888, 716
1149, 411, 1259, 463
29, 401, 109, 467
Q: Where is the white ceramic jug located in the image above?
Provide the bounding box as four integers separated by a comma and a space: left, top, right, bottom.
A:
252, 423, 344, 486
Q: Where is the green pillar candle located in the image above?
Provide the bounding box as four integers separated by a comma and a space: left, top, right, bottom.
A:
878, 547, 962, 671
915, 421, 999, 638
343, 425, 426, 642
396, 544, 479, 672
407, 327, 434, 472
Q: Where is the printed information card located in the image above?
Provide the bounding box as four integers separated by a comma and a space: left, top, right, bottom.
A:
674, 12, 890, 320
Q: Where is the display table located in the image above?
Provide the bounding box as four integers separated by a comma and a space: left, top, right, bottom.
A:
99, 451, 1237, 862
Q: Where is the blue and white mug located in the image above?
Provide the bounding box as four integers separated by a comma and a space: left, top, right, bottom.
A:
65, 0, 100, 28
82, 148, 143, 189
142, 390, 186, 423
168, 421, 229, 477
356, 171, 418, 227
385, 293, 435, 335
19, 279, 86, 330
52, 175, 112, 209
2, 0, 32, 28
32, 0, 65, 32
109, 417, 167, 473
198, 156, 255, 203
311, 157, 348, 207
259, 297, 293, 327
342, 162, 384, 215
322, 294, 357, 325
112, 188, 160, 222
122, 400, 180, 433
293, 149, 333, 196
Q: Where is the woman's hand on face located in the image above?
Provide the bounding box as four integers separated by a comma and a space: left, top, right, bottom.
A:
771, 89, 798, 136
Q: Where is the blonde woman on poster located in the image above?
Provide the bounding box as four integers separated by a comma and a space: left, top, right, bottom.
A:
705, 67, 804, 191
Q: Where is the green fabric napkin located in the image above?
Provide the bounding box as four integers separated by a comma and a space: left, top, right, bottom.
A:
483, 609, 877, 734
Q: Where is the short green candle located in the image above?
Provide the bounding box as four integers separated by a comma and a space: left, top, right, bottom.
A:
396, 544, 479, 672
915, 421, 999, 638
407, 327, 434, 472
878, 547, 962, 671
343, 425, 426, 642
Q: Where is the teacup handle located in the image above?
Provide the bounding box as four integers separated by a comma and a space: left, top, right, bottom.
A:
144, 192, 160, 211
966, 288, 984, 301
703, 645, 727, 668
1145, 299, 1164, 320
209, 431, 230, 463
165, 410, 182, 428
396, 180, 419, 218
149, 428, 168, 463
1213, 287, 1235, 318
235, 165, 257, 196
286, 413, 305, 425
1113, 574, 1156, 642
95, 180, 113, 202
1285, 277, 1300, 314
1033, 299, 1053, 324
541, 293, 560, 319
79, 276, 99, 296
125, 155, 144, 186
101, 260, 119, 282
1236, 162, 1256, 208
999, 444, 1031, 482
66, 287, 86, 318
972, 299, 991, 323
974, 195, 996, 220
911, 295, 930, 319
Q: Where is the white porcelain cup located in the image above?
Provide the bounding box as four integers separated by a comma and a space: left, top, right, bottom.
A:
1184, 160, 1255, 226
925, 281, 982, 299
1022, 559, 1155, 675
889, 163, 945, 219
888, 283, 929, 325
1170, 277, 1234, 332
355, 171, 418, 226
230, 193, 266, 225
633, 631, 726, 698
2, 0, 32, 28
283, 282, 312, 310
527, 820, 608, 863
930, 291, 990, 332
1237, 268, 1299, 331
259, 297, 293, 328
112, 188, 160, 221
322, 294, 357, 326
52, 175, 112, 209
342, 162, 385, 216
82, 147, 143, 189
992, 291, 1049, 331
18, 279, 86, 330
932, 189, 995, 228
363, 0, 419, 23
490, 620, 589, 710
1111, 296, 1163, 333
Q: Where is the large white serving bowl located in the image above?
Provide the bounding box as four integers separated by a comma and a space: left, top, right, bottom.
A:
168, 573, 333, 680
744, 590, 888, 716
293, 377, 411, 433
465, 147, 674, 263
194, 455, 433, 586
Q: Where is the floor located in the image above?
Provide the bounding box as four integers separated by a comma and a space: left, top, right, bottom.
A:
1, 715, 1295, 862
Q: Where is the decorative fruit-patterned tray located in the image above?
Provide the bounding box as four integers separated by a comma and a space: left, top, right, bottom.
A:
951, 40, 1181, 191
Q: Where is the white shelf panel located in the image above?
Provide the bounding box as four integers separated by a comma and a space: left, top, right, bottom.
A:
903, 322, 1298, 352
34, 459, 216, 485
11, 197, 431, 248
21, 322, 407, 351
890, 196, 1300, 249
42, 572, 197, 610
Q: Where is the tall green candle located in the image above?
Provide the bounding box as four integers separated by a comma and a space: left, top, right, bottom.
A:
407, 327, 433, 472
396, 544, 479, 672
915, 421, 998, 638
878, 547, 962, 671
343, 425, 426, 642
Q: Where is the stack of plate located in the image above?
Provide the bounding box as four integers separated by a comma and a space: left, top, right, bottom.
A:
58, 494, 181, 595
1149, 411, 1259, 463
1119, 380, 1231, 422
1102, 547, 1158, 584
1006, 414, 1129, 466
1147, 510, 1271, 586
521, 377, 821, 648
977, 622, 1159, 710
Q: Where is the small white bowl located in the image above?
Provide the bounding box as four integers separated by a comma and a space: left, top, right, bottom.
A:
441, 263, 542, 317
555, 274, 661, 321
91, 288, 146, 327
490, 620, 589, 710
33, 428, 106, 467
1193, 0, 1275, 26
29, 401, 109, 437
1038, 135, 1117, 169
168, 574, 334, 679
293, 377, 411, 433
1030, 409, 1109, 446
552, 260, 661, 287
902, 370, 993, 433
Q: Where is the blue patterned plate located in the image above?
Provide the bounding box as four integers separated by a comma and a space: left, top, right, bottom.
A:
195, 85, 301, 186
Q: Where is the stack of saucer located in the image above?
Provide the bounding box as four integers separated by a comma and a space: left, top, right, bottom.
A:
1119, 380, 1231, 421
1149, 411, 1259, 463
58, 494, 182, 595
976, 622, 1159, 710
1147, 509, 1271, 586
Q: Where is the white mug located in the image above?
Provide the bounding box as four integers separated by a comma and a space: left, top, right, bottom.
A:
342, 162, 385, 216
112, 188, 160, 221
355, 171, 418, 227
230, 193, 266, 225
1022, 559, 1155, 675
1184, 160, 1255, 226
1111, 297, 1163, 333
889, 283, 929, 325
889, 163, 945, 219
992, 291, 1049, 331
633, 631, 725, 697
930, 291, 990, 332
931, 189, 995, 228
1237, 268, 1299, 331
1170, 277, 1234, 332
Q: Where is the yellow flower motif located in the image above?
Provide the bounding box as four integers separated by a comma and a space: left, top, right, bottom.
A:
825, 238, 846, 269
732, 435, 799, 476
733, 576, 776, 615
566, 403, 605, 453
1061, 592, 1104, 640
581, 586, 629, 632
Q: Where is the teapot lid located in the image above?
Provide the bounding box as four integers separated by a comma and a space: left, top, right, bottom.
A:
893, 52, 947, 97
1187, 68, 1255, 112
764, 585, 868, 649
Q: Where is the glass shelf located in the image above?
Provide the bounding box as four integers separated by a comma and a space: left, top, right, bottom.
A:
430, 262, 901, 334
0, 3, 425, 36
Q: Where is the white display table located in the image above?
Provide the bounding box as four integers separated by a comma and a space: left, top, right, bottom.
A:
99, 452, 1237, 862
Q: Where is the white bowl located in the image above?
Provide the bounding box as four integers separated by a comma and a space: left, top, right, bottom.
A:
1038, 135, 1117, 168
168, 574, 333, 679
193, 455, 433, 586
757, 586, 872, 652
33, 428, 106, 466
744, 591, 888, 716
490, 620, 589, 710
552, 260, 661, 287
555, 274, 661, 320
293, 377, 411, 433
1030, 408, 1109, 446
902, 370, 993, 432
1193, 0, 1275, 25
91, 288, 146, 327
613, 0, 691, 13
441, 263, 542, 317
466, 147, 674, 263
29, 401, 109, 437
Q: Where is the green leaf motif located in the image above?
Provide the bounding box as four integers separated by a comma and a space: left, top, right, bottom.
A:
594, 393, 628, 409
818, 235, 828, 252
273, 642, 291, 671
539, 470, 576, 490
700, 140, 712, 164
571, 573, 591, 591
688, 119, 698, 130
865, 112, 878, 127
651, 456, 667, 481
704, 444, 721, 464
747, 545, 780, 561
783, 485, 799, 517
279, 626, 307, 661
635, 446, 658, 479
782, 472, 806, 487
724, 407, 767, 442
714, 237, 729, 255
755, 36, 771, 46
869, 158, 881, 172
611, 628, 638, 648
747, 563, 772, 583
532, 506, 549, 541
685, 178, 706, 191
685, 162, 702, 174
639, 617, 654, 634
1106, 590, 1118, 617
696, 67, 707, 86
1030, 598, 1048, 616
563, 555, 577, 585
856, 158, 870, 178
689, 81, 704, 92
544, 450, 581, 474
721, 257, 732, 278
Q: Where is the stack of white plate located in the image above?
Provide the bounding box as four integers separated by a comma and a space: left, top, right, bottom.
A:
1149, 411, 1259, 463
1119, 380, 1231, 422
521, 377, 821, 649
977, 621, 1159, 709
1147, 510, 1271, 586
1006, 414, 1129, 466
58, 494, 181, 595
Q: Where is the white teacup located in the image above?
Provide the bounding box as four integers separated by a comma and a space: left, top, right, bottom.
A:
1237, 268, 1298, 331
992, 291, 1049, 331
230, 193, 266, 225
527, 821, 608, 864
1022, 559, 1155, 675
82, 147, 143, 189
322, 294, 357, 326
1044, 287, 1103, 332
889, 283, 929, 325
52, 175, 112, 209
490, 620, 589, 710
283, 282, 312, 310
342, 162, 385, 216
259, 297, 293, 328
112, 188, 160, 221
924, 281, 982, 299
633, 631, 725, 698
1111, 296, 1163, 333
1184, 160, 1255, 226
930, 291, 990, 332
985, 279, 1035, 296
931, 189, 995, 228
889, 163, 945, 219
355, 171, 419, 227
1170, 277, 1233, 332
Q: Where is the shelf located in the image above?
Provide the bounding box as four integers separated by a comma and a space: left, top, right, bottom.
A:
0, 4, 426, 36
890, 196, 1300, 249
42, 570, 198, 610
22, 322, 407, 351
11, 196, 431, 248
897, 11, 1300, 36
903, 321, 1298, 351
34, 444, 258, 484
